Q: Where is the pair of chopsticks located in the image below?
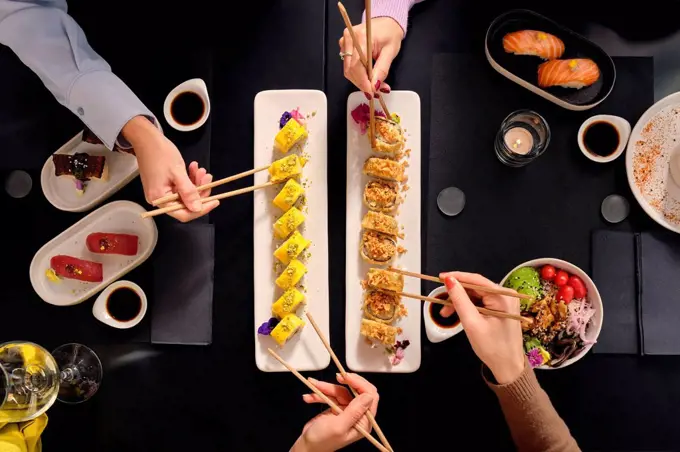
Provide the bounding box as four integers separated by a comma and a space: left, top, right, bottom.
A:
337, 1, 391, 148
386, 268, 532, 324
140, 165, 273, 219
268, 312, 393, 452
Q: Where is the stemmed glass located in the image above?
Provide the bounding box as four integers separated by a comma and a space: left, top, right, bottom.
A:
0, 342, 103, 423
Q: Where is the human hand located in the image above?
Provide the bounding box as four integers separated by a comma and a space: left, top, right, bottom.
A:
439, 272, 526, 384
122, 116, 219, 222
291, 373, 379, 452
339, 17, 403, 97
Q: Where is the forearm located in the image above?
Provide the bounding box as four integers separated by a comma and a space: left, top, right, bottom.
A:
363, 0, 425, 36
486, 364, 580, 452
0, 0, 153, 149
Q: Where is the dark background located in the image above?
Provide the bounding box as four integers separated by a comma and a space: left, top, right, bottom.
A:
1, 0, 680, 450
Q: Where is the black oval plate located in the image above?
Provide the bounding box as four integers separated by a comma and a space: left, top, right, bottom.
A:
486, 10, 616, 109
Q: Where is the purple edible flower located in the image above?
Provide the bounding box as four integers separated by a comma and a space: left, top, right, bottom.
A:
279, 112, 293, 129
527, 348, 543, 368
257, 317, 280, 336
74, 180, 84, 191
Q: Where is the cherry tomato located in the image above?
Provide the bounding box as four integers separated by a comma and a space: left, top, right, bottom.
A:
557, 285, 574, 303
554, 270, 570, 287
541, 265, 556, 281
568, 276, 587, 299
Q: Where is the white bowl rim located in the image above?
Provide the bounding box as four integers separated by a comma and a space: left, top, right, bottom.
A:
500, 258, 604, 370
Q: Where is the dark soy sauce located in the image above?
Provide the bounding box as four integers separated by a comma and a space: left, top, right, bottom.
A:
583, 121, 619, 157
106, 287, 141, 322
429, 292, 460, 328
171, 91, 205, 126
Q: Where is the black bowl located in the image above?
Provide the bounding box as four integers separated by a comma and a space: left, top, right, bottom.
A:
485, 10, 616, 110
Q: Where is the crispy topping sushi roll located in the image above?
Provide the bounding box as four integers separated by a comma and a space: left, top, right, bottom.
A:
271, 314, 305, 346
275, 259, 307, 290
372, 117, 404, 154
269, 155, 304, 183
360, 230, 397, 265
274, 207, 305, 239
360, 318, 400, 345
272, 289, 306, 318
274, 119, 308, 153
366, 268, 404, 292
273, 178, 304, 211
361, 211, 399, 237
363, 157, 405, 182
363, 290, 405, 324
363, 180, 400, 213
274, 231, 311, 265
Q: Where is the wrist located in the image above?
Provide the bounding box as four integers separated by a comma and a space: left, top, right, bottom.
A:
121, 116, 164, 152
490, 358, 525, 385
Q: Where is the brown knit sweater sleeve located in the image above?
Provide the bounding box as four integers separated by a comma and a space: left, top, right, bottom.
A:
484, 364, 580, 452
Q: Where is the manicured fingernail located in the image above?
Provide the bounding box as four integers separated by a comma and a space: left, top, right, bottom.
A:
364, 92, 371, 100
336, 373, 342, 379
380, 87, 391, 94
375, 80, 381, 90
374, 93, 381, 99
445, 276, 457, 290
308, 377, 318, 384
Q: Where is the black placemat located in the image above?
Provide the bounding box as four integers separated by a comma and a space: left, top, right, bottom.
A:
426, 54, 654, 283
591, 230, 640, 354
639, 230, 680, 355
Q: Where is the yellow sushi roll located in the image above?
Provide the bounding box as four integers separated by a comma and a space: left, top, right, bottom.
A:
270, 314, 305, 346
274, 207, 305, 239
272, 289, 306, 318
273, 178, 305, 211
275, 259, 307, 290
269, 155, 304, 183
274, 119, 308, 153
274, 231, 311, 265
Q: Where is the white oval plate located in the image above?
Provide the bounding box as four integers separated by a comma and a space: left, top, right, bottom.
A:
29, 201, 158, 306
41, 132, 140, 212
626, 91, 680, 234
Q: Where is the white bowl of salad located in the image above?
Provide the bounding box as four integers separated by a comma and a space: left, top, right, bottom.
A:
500, 258, 603, 370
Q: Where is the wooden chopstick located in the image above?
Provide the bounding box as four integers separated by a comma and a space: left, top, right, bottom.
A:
140, 181, 275, 219
387, 267, 535, 301
337, 2, 391, 118
365, 0, 376, 149
150, 165, 270, 206
388, 290, 532, 324
305, 313, 394, 452
267, 349, 389, 452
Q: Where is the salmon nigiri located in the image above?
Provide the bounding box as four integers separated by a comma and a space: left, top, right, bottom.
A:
538, 58, 600, 89
503, 30, 565, 60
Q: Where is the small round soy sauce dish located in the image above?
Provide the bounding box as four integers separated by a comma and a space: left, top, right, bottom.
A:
93, 281, 147, 329
578, 115, 630, 163
424, 286, 464, 343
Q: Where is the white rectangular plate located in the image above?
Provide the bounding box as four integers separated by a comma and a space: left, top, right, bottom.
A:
346, 91, 422, 373
29, 201, 158, 306
254, 90, 330, 372
41, 132, 140, 212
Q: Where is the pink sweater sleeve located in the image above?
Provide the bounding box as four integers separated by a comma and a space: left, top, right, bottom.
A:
362, 0, 425, 36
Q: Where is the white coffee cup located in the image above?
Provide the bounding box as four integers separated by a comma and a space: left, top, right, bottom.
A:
92, 280, 147, 329
423, 286, 464, 343
577, 114, 631, 163
163, 78, 211, 132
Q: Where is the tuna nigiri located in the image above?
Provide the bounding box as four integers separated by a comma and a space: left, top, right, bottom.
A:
537, 58, 600, 89
47, 255, 103, 283
86, 233, 138, 256
503, 30, 565, 60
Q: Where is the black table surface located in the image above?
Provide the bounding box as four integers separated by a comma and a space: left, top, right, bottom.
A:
2, 0, 680, 450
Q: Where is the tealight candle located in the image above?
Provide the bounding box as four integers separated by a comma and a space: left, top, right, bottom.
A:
503, 127, 534, 155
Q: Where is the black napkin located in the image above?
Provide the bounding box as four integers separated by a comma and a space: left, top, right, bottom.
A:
591, 230, 640, 354
151, 223, 214, 345
427, 54, 654, 282
639, 231, 680, 355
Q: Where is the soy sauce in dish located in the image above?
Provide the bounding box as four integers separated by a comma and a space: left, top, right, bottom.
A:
106, 287, 141, 322
170, 91, 205, 126
429, 292, 460, 328
583, 121, 619, 157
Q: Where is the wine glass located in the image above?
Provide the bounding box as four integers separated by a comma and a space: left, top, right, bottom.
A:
0, 341, 103, 423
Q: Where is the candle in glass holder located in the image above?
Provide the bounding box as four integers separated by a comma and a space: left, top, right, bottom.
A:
503, 127, 534, 155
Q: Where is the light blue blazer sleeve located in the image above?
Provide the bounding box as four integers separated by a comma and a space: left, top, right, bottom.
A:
0, 0, 154, 149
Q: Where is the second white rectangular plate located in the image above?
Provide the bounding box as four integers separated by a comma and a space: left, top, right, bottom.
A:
254, 90, 330, 372
346, 91, 422, 373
